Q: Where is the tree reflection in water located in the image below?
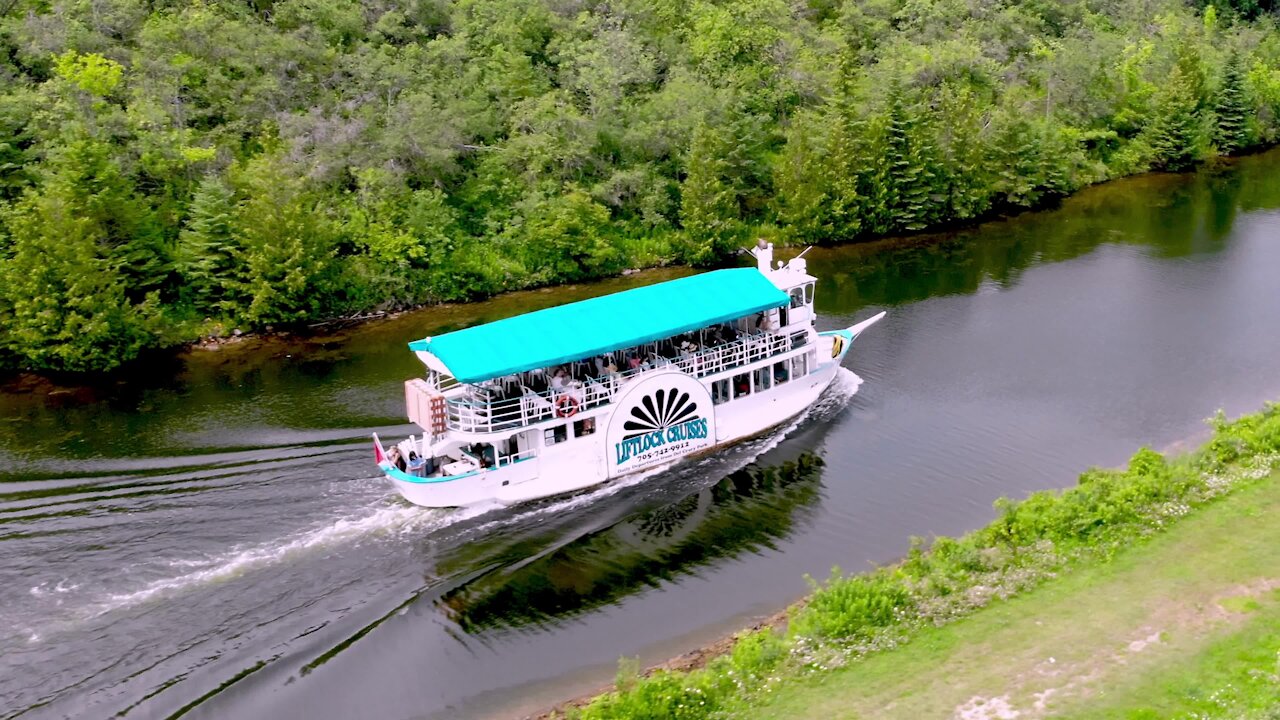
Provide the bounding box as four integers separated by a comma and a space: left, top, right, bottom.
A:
438, 453, 824, 633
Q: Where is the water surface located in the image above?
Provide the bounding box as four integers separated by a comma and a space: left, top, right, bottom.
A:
2, 152, 1279, 719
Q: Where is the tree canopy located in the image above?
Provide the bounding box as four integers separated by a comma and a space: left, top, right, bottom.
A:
1, 0, 1279, 371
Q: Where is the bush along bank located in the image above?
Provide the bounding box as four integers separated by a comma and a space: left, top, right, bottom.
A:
561, 403, 1280, 719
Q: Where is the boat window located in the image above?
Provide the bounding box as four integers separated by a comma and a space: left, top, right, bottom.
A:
790, 331, 807, 348
733, 372, 751, 399
790, 288, 804, 309
791, 353, 807, 379
544, 424, 568, 446
773, 360, 789, 385
778, 304, 789, 327
712, 379, 730, 405
754, 366, 772, 392
573, 417, 596, 438
804, 283, 815, 305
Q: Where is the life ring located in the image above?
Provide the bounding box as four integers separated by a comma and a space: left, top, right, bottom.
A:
554, 394, 580, 418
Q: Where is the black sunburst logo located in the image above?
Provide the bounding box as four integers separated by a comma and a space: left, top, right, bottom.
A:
622, 387, 699, 439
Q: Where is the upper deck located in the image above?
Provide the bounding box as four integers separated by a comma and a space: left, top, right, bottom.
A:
407, 268, 791, 384
404, 245, 821, 439
437, 325, 810, 435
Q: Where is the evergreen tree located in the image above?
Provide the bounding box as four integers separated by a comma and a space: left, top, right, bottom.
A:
773, 115, 831, 242
0, 146, 160, 371
882, 81, 942, 232
679, 122, 741, 266
175, 174, 237, 313
1215, 52, 1252, 153
225, 154, 338, 326
936, 83, 993, 221
1148, 64, 1207, 171
822, 43, 867, 241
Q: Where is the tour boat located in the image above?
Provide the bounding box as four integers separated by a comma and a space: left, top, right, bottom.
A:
374, 243, 884, 508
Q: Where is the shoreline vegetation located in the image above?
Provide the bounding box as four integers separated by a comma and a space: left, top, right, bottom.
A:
543, 402, 1280, 719
3, 0, 1280, 373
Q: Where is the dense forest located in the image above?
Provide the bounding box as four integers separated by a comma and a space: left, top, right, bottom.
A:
1, 0, 1278, 371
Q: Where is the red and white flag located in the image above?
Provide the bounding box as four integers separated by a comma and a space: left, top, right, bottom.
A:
372, 433, 387, 466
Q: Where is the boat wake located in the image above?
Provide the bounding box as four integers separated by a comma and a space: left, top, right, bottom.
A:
33, 369, 863, 632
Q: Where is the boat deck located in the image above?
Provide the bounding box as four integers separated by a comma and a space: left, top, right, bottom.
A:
442, 329, 809, 434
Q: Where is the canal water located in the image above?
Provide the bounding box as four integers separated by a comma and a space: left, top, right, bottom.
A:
2, 151, 1279, 719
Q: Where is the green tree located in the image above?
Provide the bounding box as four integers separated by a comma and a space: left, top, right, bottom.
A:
0, 147, 161, 372
882, 81, 942, 232
175, 174, 237, 313
225, 153, 337, 326
773, 113, 831, 242
1148, 64, 1208, 171
520, 190, 620, 283
1215, 52, 1253, 153
935, 83, 993, 221
678, 122, 741, 266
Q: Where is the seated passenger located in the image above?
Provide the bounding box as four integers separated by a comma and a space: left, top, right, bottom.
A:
387, 448, 407, 472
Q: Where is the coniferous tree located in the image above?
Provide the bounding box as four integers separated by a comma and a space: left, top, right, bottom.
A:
176, 174, 237, 313
882, 81, 941, 232
679, 122, 741, 266
226, 154, 338, 326
822, 43, 866, 241
1215, 52, 1252, 153
0, 143, 160, 371
936, 83, 992, 221
1149, 64, 1207, 171
773, 115, 831, 242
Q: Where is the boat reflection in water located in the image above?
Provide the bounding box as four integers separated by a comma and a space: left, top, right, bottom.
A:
437, 453, 823, 633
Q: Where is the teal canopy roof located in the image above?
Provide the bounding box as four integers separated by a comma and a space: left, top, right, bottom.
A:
409, 268, 789, 383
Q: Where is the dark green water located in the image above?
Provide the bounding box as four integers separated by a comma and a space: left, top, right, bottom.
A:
2, 151, 1279, 719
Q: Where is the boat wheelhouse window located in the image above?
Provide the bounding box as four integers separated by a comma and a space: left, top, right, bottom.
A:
733, 372, 751, 399
773, 360, 790, 385
544, 424, 568, 446
573, 417, 596, 438
789, 288, 804, 309
804, 283, 815, 305
790, 353, 807, 379
790, 331, 808, 348
712, 379, 729, 405
753, 366, 772, 392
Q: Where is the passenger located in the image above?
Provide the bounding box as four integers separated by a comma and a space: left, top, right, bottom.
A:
627, 354, 642, 371
551, 367, 568, 391
388, 448, 407, 472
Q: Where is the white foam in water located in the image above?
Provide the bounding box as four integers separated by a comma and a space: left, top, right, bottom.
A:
29, 579, 83, 597
93, 501, 486, 615
81, 370, 864, 618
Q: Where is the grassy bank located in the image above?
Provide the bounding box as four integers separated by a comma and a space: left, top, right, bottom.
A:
560, 403, 1280, 719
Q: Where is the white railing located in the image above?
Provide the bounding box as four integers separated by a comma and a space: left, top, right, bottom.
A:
443, 330, 803, 434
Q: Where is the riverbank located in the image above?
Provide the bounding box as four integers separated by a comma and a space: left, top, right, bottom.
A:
549, 403, 1280, 719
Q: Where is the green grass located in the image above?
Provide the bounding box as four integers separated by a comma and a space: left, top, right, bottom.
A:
564, 404, 1280, 720
754, 469, 1280, 719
